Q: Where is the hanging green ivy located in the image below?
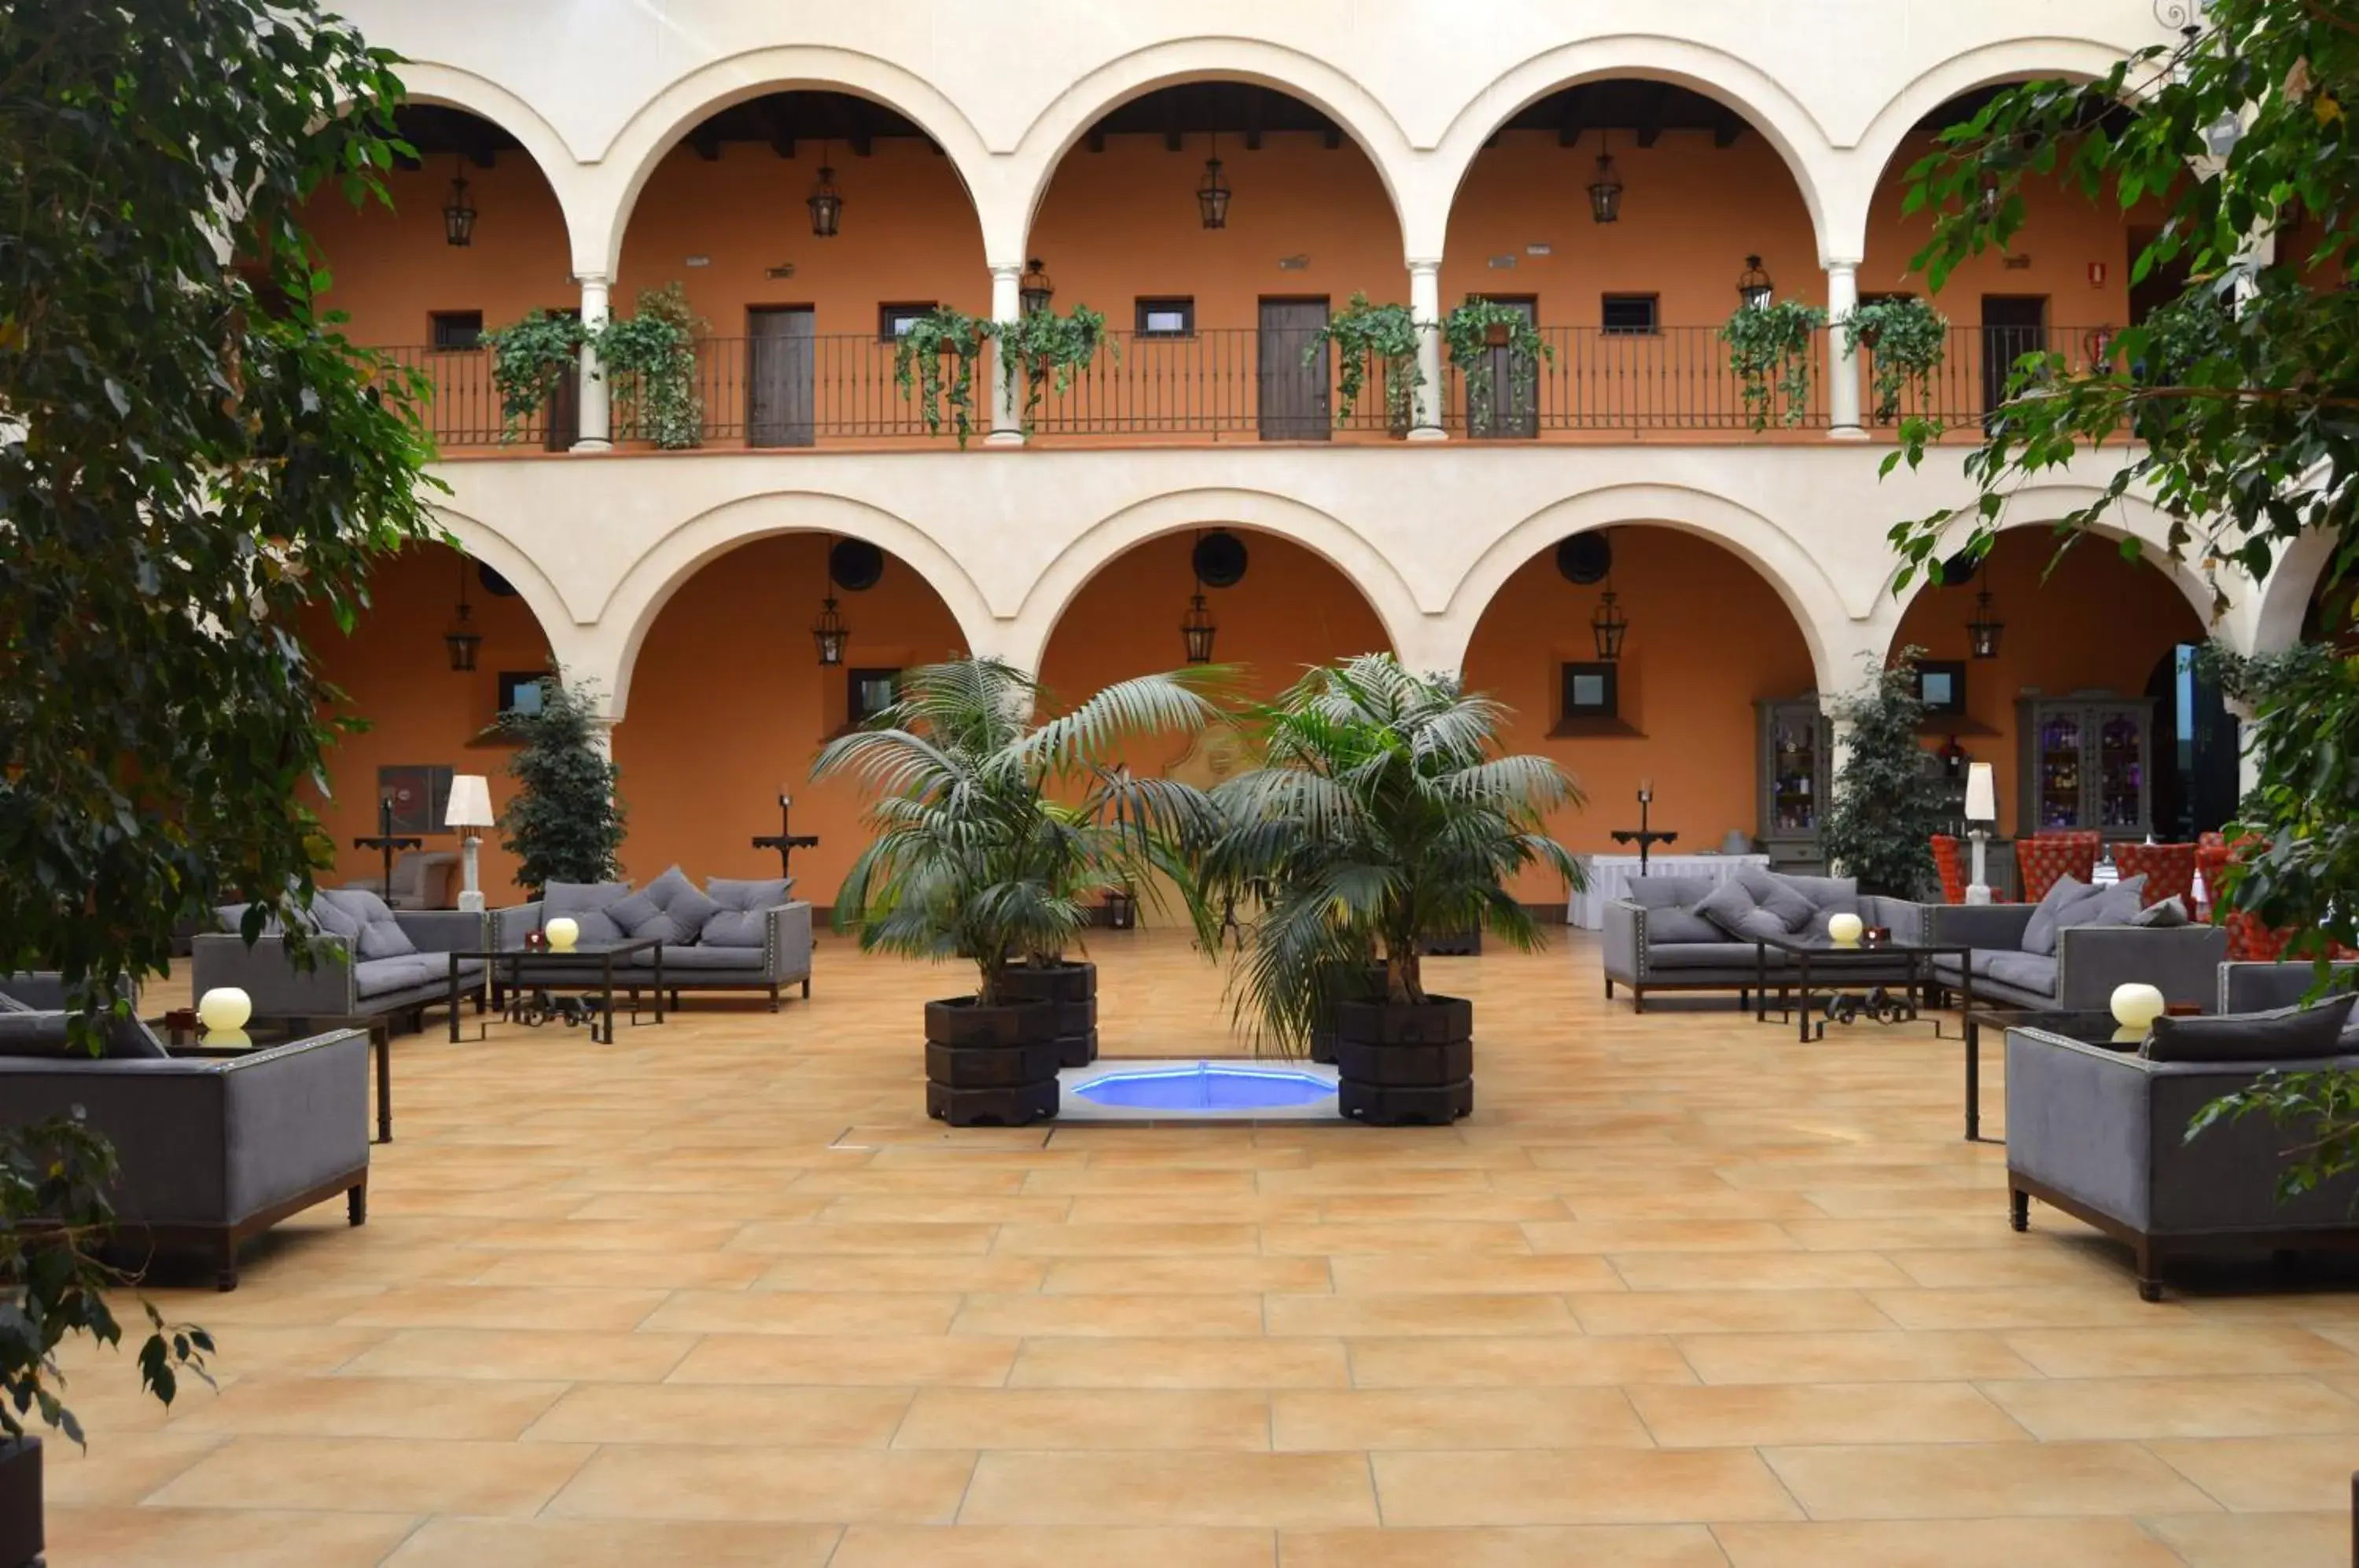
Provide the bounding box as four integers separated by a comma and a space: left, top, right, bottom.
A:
996, 304, 1115, 434
480, 310, 587, 436
1441, 300, 1553, 432
894, 307, 995, 447
1841, 296, 1949, 424
1312, 293, 1422, 428
1720, 300, 1827, 430
597, 282, 705, 450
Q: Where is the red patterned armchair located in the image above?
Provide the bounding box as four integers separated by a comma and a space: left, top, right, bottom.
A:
2018, 833, 2099, 905
1930, 835, 1967, 904
2111, 842, 2198, 912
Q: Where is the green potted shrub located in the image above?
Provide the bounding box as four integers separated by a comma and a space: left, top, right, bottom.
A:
996, 303, 1115, 436
893, 307, 995, 447
1818, 649, 1945, 897
813, 657, 1224, 1121
480, 308, 587, 438
1842, 296, 1948, 423
1721, 298, 1827, 430
596, 282, 705, 449
1312, 293, 1422, 430
1198, 655, 1582, 1123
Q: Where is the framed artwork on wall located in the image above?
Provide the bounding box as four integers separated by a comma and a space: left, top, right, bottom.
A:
377, 765, 455, 836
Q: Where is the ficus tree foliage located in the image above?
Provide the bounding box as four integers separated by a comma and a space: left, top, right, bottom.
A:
501, 675, 627, 893
1817, 649, 1945, 898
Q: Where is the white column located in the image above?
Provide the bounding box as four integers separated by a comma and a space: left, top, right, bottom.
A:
1406, 259, 1446, 442
987, 263, 1023, 447
573, 274, 613, 451
1824, 259, 1864, 440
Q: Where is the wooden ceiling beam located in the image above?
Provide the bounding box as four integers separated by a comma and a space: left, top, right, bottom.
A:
1556, 86, 1588, 148
1636, 83, 1672, 149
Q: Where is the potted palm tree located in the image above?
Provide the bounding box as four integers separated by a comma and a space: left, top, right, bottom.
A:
1200, 655, 1582, 1124
812, 657, 1223, 1124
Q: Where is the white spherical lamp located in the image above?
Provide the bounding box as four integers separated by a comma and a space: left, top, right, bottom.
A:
2111, 982, 2167, 1033
1826, 912, 1864, 948
544, 916, 580, 953
197, 986, 252, 1035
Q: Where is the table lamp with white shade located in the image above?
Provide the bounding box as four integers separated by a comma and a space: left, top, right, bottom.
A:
444, 774, 495, 914
1963, 762, 1997, 905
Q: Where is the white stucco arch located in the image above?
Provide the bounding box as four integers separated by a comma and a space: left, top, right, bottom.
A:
1424, 39, 1841, 266
1005, 39, 1415, 266
1827, 38, 2136, 263
429, 504, 576, 646
1010, 488, 1425, 674
1441, 483, 1853, 690
2248, 527, 2347, 656
581, 49, 1002, 280
595, 492, 997, 716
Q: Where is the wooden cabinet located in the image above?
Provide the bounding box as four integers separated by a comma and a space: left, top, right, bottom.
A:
2015, 694, 2157, 838
1754, 697, 1832, 874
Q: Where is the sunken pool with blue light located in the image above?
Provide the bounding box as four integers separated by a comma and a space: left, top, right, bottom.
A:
1070, 1061, 1337, 1113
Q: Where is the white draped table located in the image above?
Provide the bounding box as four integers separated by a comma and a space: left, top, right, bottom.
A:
1566, 852, 1772, 929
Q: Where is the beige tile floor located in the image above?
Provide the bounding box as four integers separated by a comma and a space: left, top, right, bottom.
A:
42, 928, 2359, 1565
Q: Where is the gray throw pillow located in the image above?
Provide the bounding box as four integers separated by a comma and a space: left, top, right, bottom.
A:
320, 886, 414, 960
2057, 874, 2149, 937
1625, 878, 1721, 945
707, 876, 793, 912
699, 909, 769, 948
643, 865, 725, 943
1737, 867, 1816, 931
0, 992, 31, 1014
307, 889, 365, 944
2022, 874, 2106, 957
605, 889, 663, 932
1772, 872, 1859, 908
2131, 895, 2191, 928
1692, 876, 1794, 943
2144, 994, 2357, 1063
545, 880, 631, 917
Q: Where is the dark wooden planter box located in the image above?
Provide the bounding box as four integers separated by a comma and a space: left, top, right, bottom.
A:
0, 1437, 40, 1568
1418, 929, 1481, 956
923, 996, 1057, 1126
1332, 995, 1474, 1125
996, 962, 1098, 1067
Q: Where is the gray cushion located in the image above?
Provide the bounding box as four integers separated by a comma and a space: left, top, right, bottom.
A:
355, 954, 439, 999
699, 908, 769, 949
2133, 896, 2192, 928
2022, 875, 2107, 957
1647, 941, 1779, 970
624, 945, 767, 970
1982, 951, 2061, 998
0, 1010, 167, 1060
0, 992, 30, 1014
707, 876, 792, 912
644, 866, 725, 944
1625, 878, 1721, 944
320, 886, 414, 960
1769, 872, 1860, 908
605, 889, 664, 932
2056, 873, 2149, 937
2145, 996, 2358, 1063
545, 880, 631, 916
307, 890, 363, 943
1694, 870, 1808, 942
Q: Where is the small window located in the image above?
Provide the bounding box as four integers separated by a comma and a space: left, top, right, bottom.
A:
878, 304, 936, 343
1918, 660, 1967, 717
848, 667, 902, 727
1600, 295, 1658, 336
1561, 662, 1619, 720
1135, 297, 1195, 337
429, 310, 484, 351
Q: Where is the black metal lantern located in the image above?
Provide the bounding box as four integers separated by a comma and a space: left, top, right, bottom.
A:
1180, 591, 1216, 664
812, 595, 849, 666
444, 557, 482, 672
1587, 133, 1622, 225
1197, 134, 1231, 230
1736, 255, 1773, 310
2154, 0, 2205, 40
808, 147, 843, 238
442, 162, 476, 248
1590, 586, 1628, 663
1019, 258, 1054, 314
1966, 588, 2005, 660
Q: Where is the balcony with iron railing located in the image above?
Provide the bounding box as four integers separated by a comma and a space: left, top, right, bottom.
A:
380, 322, 2115, 455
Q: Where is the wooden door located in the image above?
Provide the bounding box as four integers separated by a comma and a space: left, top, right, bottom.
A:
1979, 295, 2048, 421
1257, 297, 1330, 441
748, 307, 816, 448
540, 307, 581, 451
1467, 297, 1539, 439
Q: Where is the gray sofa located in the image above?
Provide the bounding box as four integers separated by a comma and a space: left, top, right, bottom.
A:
1601, 870, 1926, 1010
2008, 996, 2359, 1300
1908, 879, 2227, 1012
498, 868, 813, 1010
0, 1016, 370, 1290
192, 890, 491, 1036
2220, 960, 2359, 1014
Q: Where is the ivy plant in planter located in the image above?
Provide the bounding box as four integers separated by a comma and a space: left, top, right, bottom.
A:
1842, 296, 1948, 423
1721, 299, 1827, 431
997, 303, 1115, 436
597, 282, 705, 450
1442, 300, 1553, 432
480, 309, 587, 435
1312, 293, 1422, 429
893, 307, 996, 447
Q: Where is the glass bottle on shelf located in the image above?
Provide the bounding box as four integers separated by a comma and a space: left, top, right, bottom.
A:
2040, 713, 2082, 829
2097, 712, 2143, 829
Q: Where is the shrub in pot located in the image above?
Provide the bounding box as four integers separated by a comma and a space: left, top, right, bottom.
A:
813, 657, 1224, 1124
1200, 655, 1583, 1123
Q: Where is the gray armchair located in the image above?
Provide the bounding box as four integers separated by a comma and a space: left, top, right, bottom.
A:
190, 907, 491, 1034
2220, 960, 2359, 1014
1908, 900, 2227, 1011
2007, 1019, 2359, 1300
0, 1028, 370, 1289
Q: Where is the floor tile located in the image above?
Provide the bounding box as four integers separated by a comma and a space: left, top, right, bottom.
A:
641, 1289, 964, 1335
2001, 1324, 2359, 1378
37, 1433, 226, 1505
380, 1517, 842, 1566
166, 1375, 569, 1439
1348, 1335, 1696, 1388
1711, 1518, 2188, 1566
1010, 1336, 1350, 1388
2144, 1434, 2359, 1511
1279, 1525, 1728, 1566
756, 1253, 1051, 1293
522, 1383, 913, 1445
1979, 1374, 2359, 1440
1323, 1253, 1620, 1294
1267, 1293, 1577, 1337
1677, 1330, 2037, 1385
44, 1506, 421, 1567
143, 1434, 594, 1514
960, 1451, 1377, 1526
337, 1327, 697, 1382
333, 1284, 668, 1331
1043, 1256, 1331, 1294
1628, 1382, 2030, 1447
951, 1291, 1266, 1338
834, 1526, 1275, 1567
668, 1333, 1018, 1387
2140, 1511, 2350, 1567
1606, 1252, 1914, 1292
547, 1444, 977, 1522
1570, 1289, 1893, 1336
1272, 1387, 1651, 1450
1760, 1441, 2218, 1518
1371, 1449, 1798, 1526
1866, 1285, 2197, 1330
895, 1388, 1271, 1450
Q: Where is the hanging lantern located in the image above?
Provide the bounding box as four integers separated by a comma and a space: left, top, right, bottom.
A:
442, 161, 476, 248
1966, 588, 2005, 660
444, 557, 482, 672
1736, 255, 1773, 310
1019, 258, 1054, 314
1586, 133, 1622, 225
1180, 591, 1216, 664
1590, 587, 1628, 663
1197, 134, 1231, 230
808, 145, 843, 238
812, 595, 849, 666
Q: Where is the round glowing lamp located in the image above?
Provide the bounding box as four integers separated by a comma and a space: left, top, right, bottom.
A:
2111, 982, 2167, 1036
1826, 912, 1864, 948
197, 986, 252, 1035
544, 916, 580, 953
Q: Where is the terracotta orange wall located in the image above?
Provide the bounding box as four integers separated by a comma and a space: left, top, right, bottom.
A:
1444, 130, 1820, 320
1890, 529, 2204, 838
1463, 528, 1816, 900
612, 534, 969, 900
302, 548, 554, 893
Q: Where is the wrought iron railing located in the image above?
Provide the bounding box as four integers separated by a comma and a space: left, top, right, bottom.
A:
383, 322, 2114, 452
